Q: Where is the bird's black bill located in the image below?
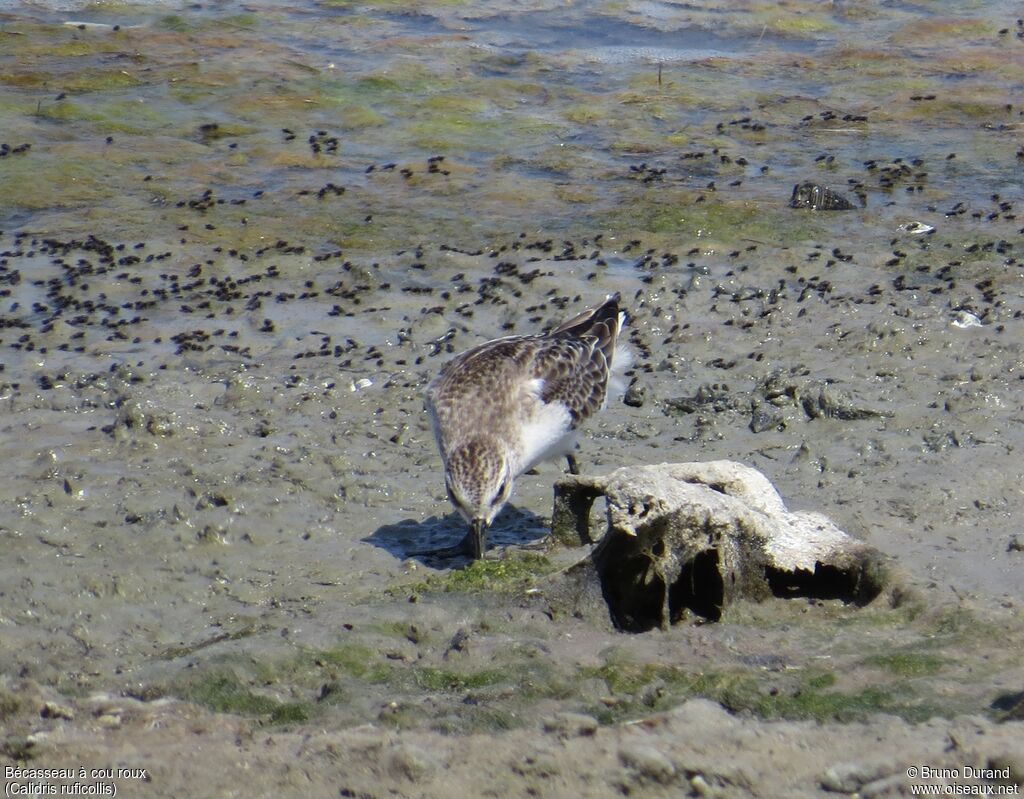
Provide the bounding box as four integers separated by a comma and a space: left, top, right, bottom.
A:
462, 518, 487, 560
407, 518, 488, 561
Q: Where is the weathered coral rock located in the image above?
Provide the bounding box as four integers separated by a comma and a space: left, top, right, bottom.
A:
546, 461, 888, 631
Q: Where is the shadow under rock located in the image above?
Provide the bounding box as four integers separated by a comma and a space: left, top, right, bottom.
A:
363, 503, 550, 567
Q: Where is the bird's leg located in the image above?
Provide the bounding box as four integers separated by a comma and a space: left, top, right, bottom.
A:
566, 453, 580, 475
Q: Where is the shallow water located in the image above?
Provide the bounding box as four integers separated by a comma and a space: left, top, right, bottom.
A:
2, 0, 1020, 356
1, 0, 1023, 776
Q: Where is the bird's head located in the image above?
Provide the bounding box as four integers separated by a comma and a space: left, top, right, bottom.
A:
443, 436, 515, 529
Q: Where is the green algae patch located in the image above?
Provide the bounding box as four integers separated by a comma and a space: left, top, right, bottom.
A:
411, 552, 556, 595
36, 97, 174, 134
580, 663, 755, 726
413, 666, 507, 692
335, 104, 386, 130
762, 14, 837, 37
0, 157, 115, 211
405, 112, 522, 154
564, 104, 603, 126
421, 93, 489, 115
355, 64, 442, 98
311, 643, 391, 683
431, 706, 520, 734
60, 68, 142, 93
889, 17, 994, 46
582, 646, 946, 725
0, 690, 21, 721
0, 70, 50, 89
581, 659, 682, 698
827, 47, 914, 78
355, 74, 405, 95
269, 702, 312, 723
0, 24, 124, 60
747, 682, 934, 723
863, 652, 946, 677
177, 669, 311, 724
156, 15, 192, 33
897, 95, 1015, 124
217, 13, 261, 30
599, 193, 823, 246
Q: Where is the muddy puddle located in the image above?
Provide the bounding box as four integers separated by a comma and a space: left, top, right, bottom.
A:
1, 1, 1023, 796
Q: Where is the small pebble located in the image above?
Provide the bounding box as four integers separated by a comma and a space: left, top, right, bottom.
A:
623, 382, 645, 407
618, 743, 676, 783
952, 310, 983, 328
689, 773, 718, 797
820, 761, 892, 793
40, 701, 75, 720
384, 744, 437, 781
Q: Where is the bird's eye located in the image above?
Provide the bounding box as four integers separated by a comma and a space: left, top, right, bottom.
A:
492, 480, 509, 505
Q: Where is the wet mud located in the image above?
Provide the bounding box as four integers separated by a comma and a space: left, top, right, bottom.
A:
1, 1, 1023, 796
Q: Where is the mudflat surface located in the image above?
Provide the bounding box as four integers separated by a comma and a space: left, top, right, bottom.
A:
1, 1, 1022, 796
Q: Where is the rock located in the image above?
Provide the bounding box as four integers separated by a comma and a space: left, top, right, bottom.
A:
623, 382, 645, 408
196, 524, 232, 545
541, 711, 598, 738
749, 402, 783, 433
383, 744, 438, 782
443, 627, 470, 659
547, 461, 889, 631
618, 743, 676, 783
689, 774, 715, 797
664, 375, 886, 429
789, 181, 857, 210
531, 554, 615, 629
859, 773, 905, 798
800, 382, 886, 421
1, 736, 34, 760
107, 395, 178, 439
820, 761, 894, 793
663, 383, 744, 417
40, 700, 75, 720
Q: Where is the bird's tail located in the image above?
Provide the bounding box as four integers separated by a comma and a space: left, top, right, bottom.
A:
550, 292, 622, 338
554, 292, 632, 402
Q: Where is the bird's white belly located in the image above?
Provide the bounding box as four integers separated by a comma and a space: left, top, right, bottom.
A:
514, 398, 575, 475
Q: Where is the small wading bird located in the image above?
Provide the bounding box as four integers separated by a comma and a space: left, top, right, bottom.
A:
425, 293, 629, 558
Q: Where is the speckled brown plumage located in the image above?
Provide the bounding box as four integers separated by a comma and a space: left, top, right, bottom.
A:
424, 293, 627, 558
